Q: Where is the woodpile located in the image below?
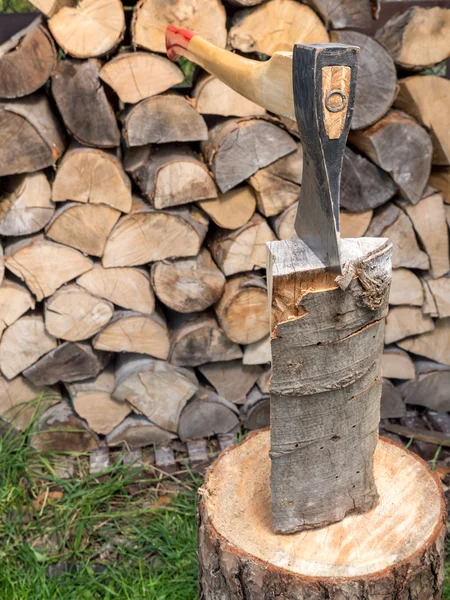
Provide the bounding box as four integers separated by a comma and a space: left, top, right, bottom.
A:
0, 0, 449, 463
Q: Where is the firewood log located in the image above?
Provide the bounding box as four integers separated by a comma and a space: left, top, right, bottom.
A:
5, 235, 93, 301
66, 368, 132, 436
270, 202, 296, 240
49, 0, 125, 58
330, 31, 397, 130
197, 186, 256, 230
106, 414, 176, 448
113, 354, 198, 432
0, 279, 35, 338
215, 274, 269, 344
52, 59, 120, 148
30, 401, 99, 452
241, 385, 270, 429
132, 0, 226, 54
178, 386, 239, 441
77, 264, 155, 314
375, 7, 450, 70
44, 284, 114, 341
385, 306, 434, 345
243, 334, 271, 365
380, 379, 406, 419
192, 74, 266, 118
0, 18, 57, 99
28, 0, 74, 17
350, 110, 432, 204
389, 268, 424, 306
122, 94, 208, 147
99, 51, 184, 104
248, 143, 302, 217
202, 118, 297, 193
198, 360, 262, 404
229, 0, 329, 55
404, 365, 450, 413
124, 145, 216, 208
382, 346, 415, 380
430, 167, 450, 204
223, 0, 264, 7
421, 277, 439, 318
93, 310, 170, 359
168, 312, 242, 367
340, 210, 372, 238
398, 318, 450, 366
303, 0, 374, 29
0, 94, 65, 176
208, 213, 276, 276
46, 202, 121, 258
151, 248, 225, 313
0, 375, 59, 431
52, 143, 132, 213
426, 277, 450, 319
0, 244, 3, 287
0, 172, 54, 236
257, 365, 270, 393
102, 199, 209, 267
0, 314, 57, 380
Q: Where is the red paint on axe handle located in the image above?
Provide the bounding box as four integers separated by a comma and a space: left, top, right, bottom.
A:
166, 25, 195, 61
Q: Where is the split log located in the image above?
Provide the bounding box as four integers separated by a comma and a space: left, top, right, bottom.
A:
52, 59, 120, 148
330, 31, 397, 130
99, 51, 184, 104
430, 167, 450, 204
350, 110, 432, 204
243, 335, 271, 365
198, 186, 255, 230
192, 74, 266, 118
396, 76, 450, 166
0, 314, 57, 380
340, 146, 397, 212
375, 7, 450, 70
208, 213, 276, 276
404, 370, 450, 413
269, 202, 296, 240
23, 342, 109, 386
44, 284, 114, 341
0, 94, 65, 176
0, 279, 35, 339
256, 368, 270, 393
202, 118, 297, 193
427, 277, 450, 318
28, 0, 74, 18
241, 386, 270, 429
151, 248, 225, 313
0, 375, 59, 431
248, 143, 302, 217
0, 18, 57, 99
178, 387, 239, 441
66, 368, 132, 436
303, 0, 374, 29
398, 318, 450, 366
385, 306, 434, 345
198, 430, 445, 599
215, 274, 269, 345
49, 0, 125, 58
113, 354, 198, 432
103, 200, 209, 268
106, 414, 176, 448
30, 402, 99, 452
122, 94, 208, 147
0, 172, 54, 237
0, 245, 3, 287
77, 264, 155, 314
421, 277, 439, 318
340, 210, 372, 238
132, 0, 226, 54
52, 143, 132, 213
229, 0, 329, 55
380, 379, 406, 419
5, 236, 93, 301
198, 360, 262, 405
168, 312, 242, 368
381, 346, 415, 380
389, 268, 424, 306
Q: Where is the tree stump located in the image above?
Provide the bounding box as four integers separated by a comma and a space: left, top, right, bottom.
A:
198, 429, 445, 599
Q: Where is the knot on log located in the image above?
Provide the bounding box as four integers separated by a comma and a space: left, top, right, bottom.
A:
354, 241, 393, 311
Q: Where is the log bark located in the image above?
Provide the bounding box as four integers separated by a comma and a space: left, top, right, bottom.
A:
267, 237, 392, 533
229, 0, 328, 55
430, 167, 450, 204
202, 118, 297, 193
389, 268, 424, 306
398, 318, 450, 366
102, 198, 209, 268
106, 414, 176, 448
385, 306, 434, 345
49, 0, 125, 58
0, 172, 54, 237
5, 235, 93, 301
0, 94, 66, 176
350, 110, 432, 204
243, 334, 270, 365
77, 264, 155, 314
124, 145, 216, 208
340, 209, 372, 238
215, 274, 269, 345
381, 346, 415, 380
0, 279, 35, 338
241, 385, 269, 429
52, 59, 120, 148
0, 375, 59, 431
192, 74, 266, 118
151, 248, 225, 313
197, 186, 256, 230
198, 430, 445, 599
375, 7, 450, 70
303, 0, 374, 29
208, 213, 276, 276
52, 143, 132, 213
112, 354, 198, 432
198, 360, 262, 405
0, 18, 57, 99
99, 51, 184, 104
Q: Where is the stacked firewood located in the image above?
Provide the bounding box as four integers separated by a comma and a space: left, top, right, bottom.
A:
0, 0, 449, 454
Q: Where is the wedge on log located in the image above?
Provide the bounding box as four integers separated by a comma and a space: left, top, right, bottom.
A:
0, 279, 35, 339
178, 387, 239, 441
192, 74, 266, 118
197, 186, 255, 230
106, 414, 176, 448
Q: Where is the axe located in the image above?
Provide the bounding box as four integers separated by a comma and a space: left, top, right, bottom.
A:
166, 26, 359, 274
